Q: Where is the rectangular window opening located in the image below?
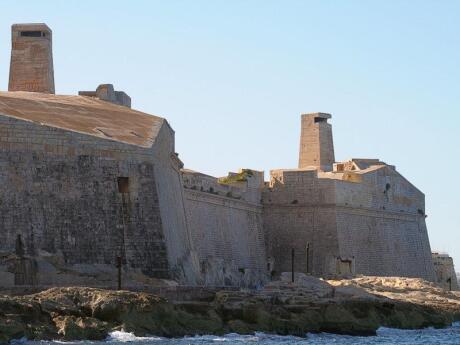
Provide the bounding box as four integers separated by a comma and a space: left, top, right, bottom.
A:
335, 163, 344, 172
20, 31, 43, 37
314, 117, 327, 123
117, 177, 129, 193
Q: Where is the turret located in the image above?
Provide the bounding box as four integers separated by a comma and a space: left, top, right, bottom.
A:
9, 23, 55, 94
298, 112, 335, 171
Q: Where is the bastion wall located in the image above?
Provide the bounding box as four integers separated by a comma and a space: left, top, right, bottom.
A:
0, 114, 199, 287
262, 165, 435, 281
334, 166, 435, 281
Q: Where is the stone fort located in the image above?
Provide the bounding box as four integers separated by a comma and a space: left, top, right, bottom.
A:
0, 23, 448, 289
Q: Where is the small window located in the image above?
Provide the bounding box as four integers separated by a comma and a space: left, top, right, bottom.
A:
117, 177, 129, 193
314, 117, 327, 123
20, 31, 43, 37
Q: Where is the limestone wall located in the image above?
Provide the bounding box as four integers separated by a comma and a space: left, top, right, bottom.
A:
334, 167, 435, 281
262, 169, 340, 277
298, 113, 335, 171
335, 209, 434, 280
0, 115, 172, 287
432, 253, 459, 290
262, 166, 435, 281
9, 24, 54, 93
151, 124, 201, 285
182, 173, 267, 287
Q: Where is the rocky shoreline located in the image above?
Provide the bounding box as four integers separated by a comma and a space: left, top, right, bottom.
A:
1, 276, 459, 343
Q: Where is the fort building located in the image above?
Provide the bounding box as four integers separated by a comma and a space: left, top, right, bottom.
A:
432, 252, 459, 291
0, 23, 446, 290
262, 114, 434, 281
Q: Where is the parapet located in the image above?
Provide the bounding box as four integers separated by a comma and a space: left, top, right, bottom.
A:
9, 23, 55, 93
182, 168, 264, 204
79, 84, 131, 108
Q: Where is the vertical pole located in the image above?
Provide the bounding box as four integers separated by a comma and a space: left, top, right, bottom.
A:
116, 256, 122, 290
306, 243, 310, 274
291, 248, 295, 283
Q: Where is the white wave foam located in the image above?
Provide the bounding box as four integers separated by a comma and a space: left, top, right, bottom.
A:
182, 332, 306, 343
183, 333, 260, 342
107, 330, 163, 342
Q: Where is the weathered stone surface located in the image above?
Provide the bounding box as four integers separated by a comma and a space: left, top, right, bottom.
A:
432, 252, 459, 290
0, 91, 200, 287
52, 315, 109, 340
9, 23, 54, 94
182, 112, 436, 284
79, 84, 131, 108
182, 169, 267, 287
0, 22, 446, 291
298, 113, 335, 171
1, 276, 459, 342
263, 122, 435, 281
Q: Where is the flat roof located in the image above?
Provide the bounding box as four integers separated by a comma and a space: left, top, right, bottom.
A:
0, 91, 164, 148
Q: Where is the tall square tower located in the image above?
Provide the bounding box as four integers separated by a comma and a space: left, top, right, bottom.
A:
8, 23, 55, 94
298, 112, 335, 171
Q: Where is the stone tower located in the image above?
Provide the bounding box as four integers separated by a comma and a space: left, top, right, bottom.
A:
9, 23, 55, 94
298, 112, 335, 171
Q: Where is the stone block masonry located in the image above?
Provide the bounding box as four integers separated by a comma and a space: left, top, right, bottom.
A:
432, 252, 459, 290
263, 124, 436, 281
0, 89, 201, 288
0, 116, 169, 285
182, 169, 267, 287
9, 24, 54, 93
298, 113, 335, 171
0, 22, 444, 289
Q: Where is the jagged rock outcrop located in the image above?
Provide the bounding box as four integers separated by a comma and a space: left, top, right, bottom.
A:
0, 276, 459, 343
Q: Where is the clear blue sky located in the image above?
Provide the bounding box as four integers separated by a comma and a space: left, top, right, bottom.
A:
1, 1, 459, 269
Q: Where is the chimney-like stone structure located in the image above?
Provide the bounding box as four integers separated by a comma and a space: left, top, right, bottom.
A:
298, 112, 335, 171
9, 23, 55, 94
79, 84, 132, 108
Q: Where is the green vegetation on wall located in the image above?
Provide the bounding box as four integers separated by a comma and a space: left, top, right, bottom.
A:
218, 169, 254, 185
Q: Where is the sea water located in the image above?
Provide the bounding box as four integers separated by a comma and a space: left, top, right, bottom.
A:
11, 322, 460, 345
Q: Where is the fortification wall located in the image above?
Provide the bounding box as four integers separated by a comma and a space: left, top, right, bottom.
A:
183, 185, 267, 287
262, 169, 340, 277
432, 253, 459, 290
334, 166, 425, 213
151, 124, 201, 285
262, 205, 339, 277
335, 209, 434, 280
334, 167, 435, 281
262, 166, 435, 281
0, 115, 171, 287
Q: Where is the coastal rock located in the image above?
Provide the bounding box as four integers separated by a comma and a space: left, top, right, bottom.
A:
52, 315, 108, 340
0, 276, 459, 342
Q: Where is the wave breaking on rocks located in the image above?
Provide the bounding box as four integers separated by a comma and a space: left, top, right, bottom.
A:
0, 276, 459, 343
